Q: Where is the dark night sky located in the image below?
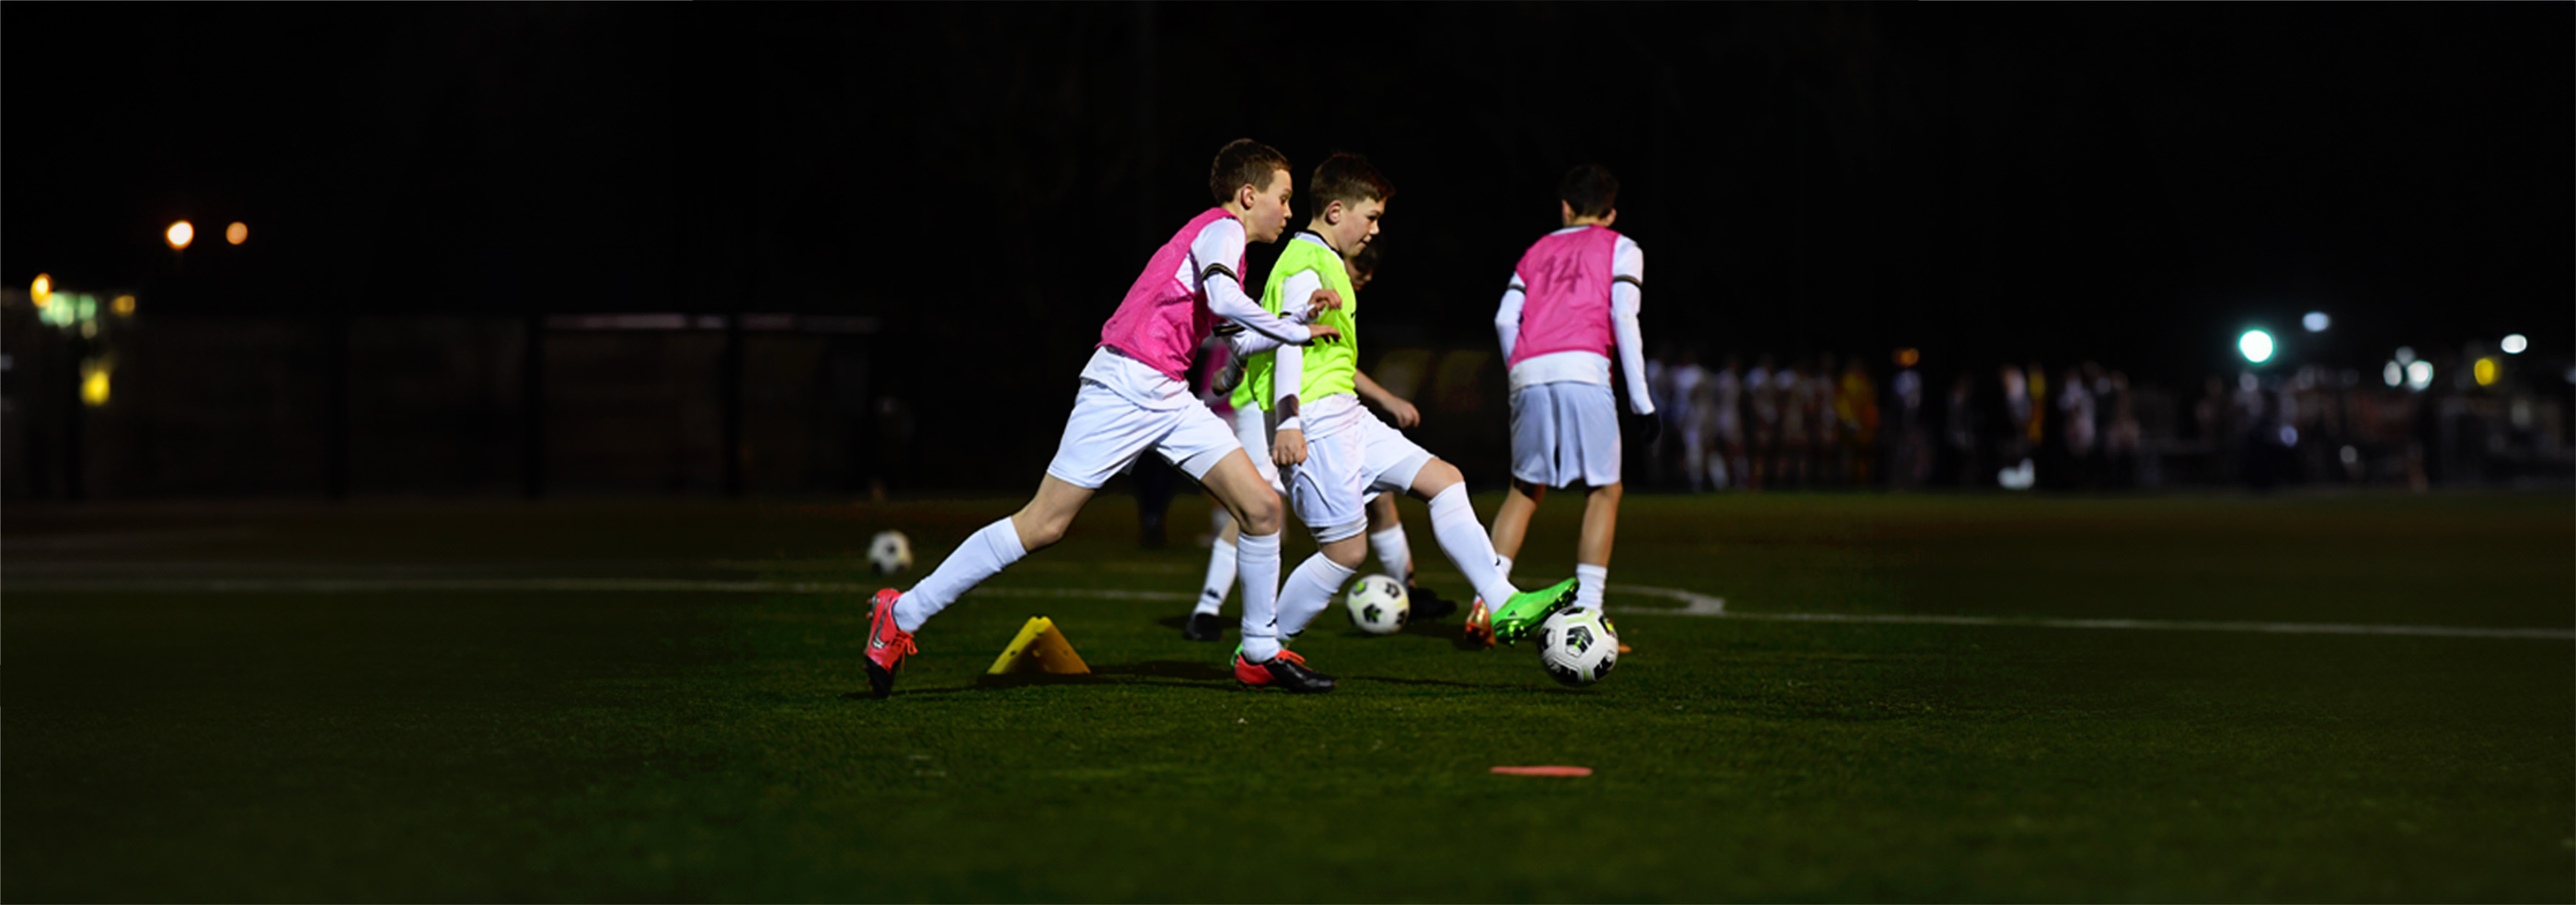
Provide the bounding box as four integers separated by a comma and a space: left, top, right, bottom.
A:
7, 3, 2569, 390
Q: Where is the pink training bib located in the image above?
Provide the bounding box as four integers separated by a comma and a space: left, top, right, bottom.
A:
1099, 208, 1244, 382
1506, 225, 1622, 370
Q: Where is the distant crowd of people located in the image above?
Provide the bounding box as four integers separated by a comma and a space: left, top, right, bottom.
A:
1636, 349, 2570, 492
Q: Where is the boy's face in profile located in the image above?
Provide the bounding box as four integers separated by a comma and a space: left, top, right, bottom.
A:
1241, 168, 1295, 242
1320, 196, 1386, 259
1349, 264, 1373, 291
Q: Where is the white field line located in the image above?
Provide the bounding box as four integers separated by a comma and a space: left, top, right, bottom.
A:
9, 576, 2565, 641
1602, 584, 2574, 641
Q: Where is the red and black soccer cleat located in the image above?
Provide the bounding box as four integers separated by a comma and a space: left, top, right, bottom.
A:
864, 588, 916, 699
1232, 647, 1335, 693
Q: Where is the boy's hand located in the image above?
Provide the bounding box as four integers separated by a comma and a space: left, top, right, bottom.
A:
1272, 427, 1307, 467
1381, 396, 1420, 428
1304, 324, 1344, 344
1302, 287, 1344, 320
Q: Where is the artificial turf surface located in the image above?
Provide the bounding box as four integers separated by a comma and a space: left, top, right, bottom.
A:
5, 491, 2570, 901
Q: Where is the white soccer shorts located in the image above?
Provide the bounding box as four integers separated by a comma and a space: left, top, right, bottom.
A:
1043, 380, 1244, 490
1282, 395, 1431, 543
1510, 381, 1623, 488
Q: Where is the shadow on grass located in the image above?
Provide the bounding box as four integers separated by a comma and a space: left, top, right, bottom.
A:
836, 659, 1250, 699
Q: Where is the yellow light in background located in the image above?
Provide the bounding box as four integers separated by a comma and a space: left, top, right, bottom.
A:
167, 221, 195, 250
31, 273, 51, 307
2474, 358, 2498, 387
80, 361, 110, 407
1895, 347, 1920, 367
113, 295, 136, 315
227, 221, 248, 245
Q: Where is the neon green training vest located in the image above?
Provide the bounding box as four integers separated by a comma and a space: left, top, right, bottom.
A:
1247, 233, 1358, 410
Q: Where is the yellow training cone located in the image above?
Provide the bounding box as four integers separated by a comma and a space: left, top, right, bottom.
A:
986, 616, 1090, 675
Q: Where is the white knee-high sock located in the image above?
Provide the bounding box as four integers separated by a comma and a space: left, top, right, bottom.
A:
1277, 553, 1358, 640
1495, 554, 1515, 586
1235, 530, 1284, 662
1368, 524, 1412, 582
1574, 563, 1608, 612
1195, 538, 1238, 615
1427, 484, 1518, 606
894, 518, 1027, 633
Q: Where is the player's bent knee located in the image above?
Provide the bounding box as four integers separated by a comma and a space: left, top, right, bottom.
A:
1410, 459, 1464, 498
1019, 516, 1070, 550
1322, 538, 1369, 570
1236, 492, 1284, 536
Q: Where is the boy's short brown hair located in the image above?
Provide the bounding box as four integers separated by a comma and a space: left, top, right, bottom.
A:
1560, 164, 1619, 218
1210, 139, 1291, 205
1308, 153, 1394, 217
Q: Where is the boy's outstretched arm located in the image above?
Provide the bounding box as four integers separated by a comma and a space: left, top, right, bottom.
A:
1224, 286, 1342, 357
1193, 222, 1338, 346
1355, 371, 1419, 428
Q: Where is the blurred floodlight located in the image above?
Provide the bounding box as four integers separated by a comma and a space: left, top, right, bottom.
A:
2278, 426, 2298, 447
2339, 445, 2358, 465
2238, 330, 2275, 364
2500, 334, 2528, 355
2405, 360, 2433, 391
2302, 311, 2330, 332
166, 221, 195, 250
2474, 358, 2498, 387
1895, 347, 1920, 367
227, 221, 248, 245
30, 273, 50, 307
2382, 361, 2403, 387
113, 295, 135, 315
2395, 346, 2416, 364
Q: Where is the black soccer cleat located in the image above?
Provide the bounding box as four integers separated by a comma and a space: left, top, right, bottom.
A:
1183, 610, 1229, 641
1234, 649, 1335, 693
1406, 583, 1458, 621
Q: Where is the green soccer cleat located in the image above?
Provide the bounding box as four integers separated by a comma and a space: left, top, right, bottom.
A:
1486, 578, 1580, 645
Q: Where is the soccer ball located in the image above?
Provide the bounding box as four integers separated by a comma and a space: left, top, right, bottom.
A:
1344, 573, 1409, 635
1537, 608, 1619, 687
867, 530, 913, 575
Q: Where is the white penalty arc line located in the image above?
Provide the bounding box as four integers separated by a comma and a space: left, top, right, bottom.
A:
10, 578, 2568, 642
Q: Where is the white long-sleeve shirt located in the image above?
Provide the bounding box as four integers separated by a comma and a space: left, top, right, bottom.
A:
1190, 217, 1312, 346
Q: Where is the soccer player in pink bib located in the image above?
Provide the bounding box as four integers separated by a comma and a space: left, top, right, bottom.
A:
1477, 164, 1660, 644
864, 140, 1346, 697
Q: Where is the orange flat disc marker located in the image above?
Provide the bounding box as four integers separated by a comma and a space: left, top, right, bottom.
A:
1491, 766, 1593, 777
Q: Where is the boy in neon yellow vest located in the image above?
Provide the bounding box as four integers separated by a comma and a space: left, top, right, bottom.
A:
1181, 244, 1457, 641
1232, 153, 1575, 658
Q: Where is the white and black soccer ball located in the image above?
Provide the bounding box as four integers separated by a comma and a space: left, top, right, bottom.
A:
1537, 608, 1619, 687
867, 530, 913, 575
1344, 573, 1410, 635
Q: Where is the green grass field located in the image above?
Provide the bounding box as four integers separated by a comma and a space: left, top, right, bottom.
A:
7, 491, 2570, 902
